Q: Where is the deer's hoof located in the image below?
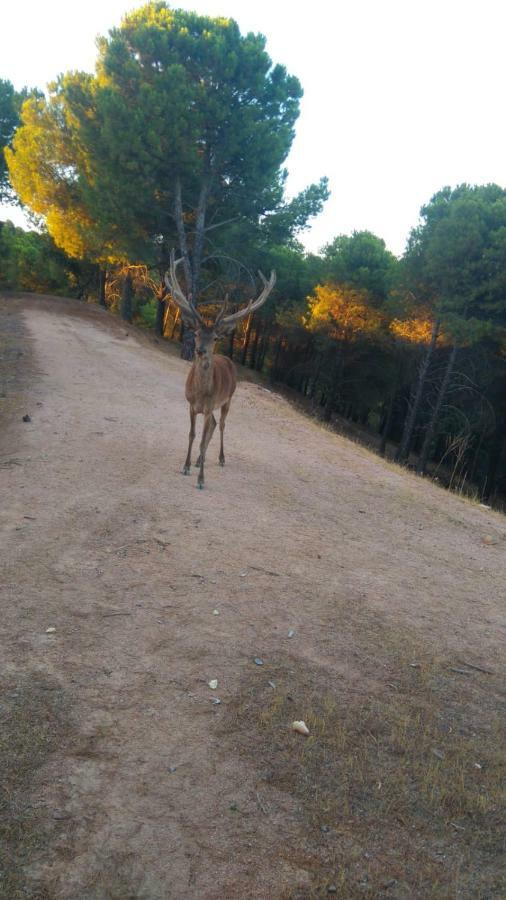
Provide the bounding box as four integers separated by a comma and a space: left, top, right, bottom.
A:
197, 482, 204, 490
219, 459, 225, 467
182, 466, 191, 475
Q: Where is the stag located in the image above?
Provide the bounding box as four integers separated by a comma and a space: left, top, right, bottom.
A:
165, 251, 276, 488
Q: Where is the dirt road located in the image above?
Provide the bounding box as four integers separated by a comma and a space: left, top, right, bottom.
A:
1, 295, 504, 899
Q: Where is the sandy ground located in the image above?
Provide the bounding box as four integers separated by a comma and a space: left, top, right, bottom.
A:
1, 294, 505, 899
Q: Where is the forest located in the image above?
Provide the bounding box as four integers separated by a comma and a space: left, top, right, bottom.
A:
1, 2, 506, 507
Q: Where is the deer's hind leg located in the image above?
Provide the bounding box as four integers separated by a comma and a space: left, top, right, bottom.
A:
183, 408, 197, 475
219, 401, 231, 466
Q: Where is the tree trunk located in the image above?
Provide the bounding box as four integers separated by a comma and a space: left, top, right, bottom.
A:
396, 318, 440, 463
174, 177, 193, 299
308, 351, 323, 403
417, 343, 458, 475
241, 313, 253, 365
469, 429, 486, 485
257, 323, 271, 371
249, 322, 262, 369
180, 323, 195, 361
482, 423, 505, 502
170, 307, 181, 340
155, 298, 165, 337
379, 359, 403, 456
228, 328, 236, 360
191, 175, 210, 302
270, 337, 283, 382
98, 267, 107, 308
379, 388, 397, 457
120, 271, 133, 323
323, 344, 344, 423
162, 298, 172, 335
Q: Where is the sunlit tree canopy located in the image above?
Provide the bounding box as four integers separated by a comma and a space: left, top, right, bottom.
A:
305, 283, 383, 342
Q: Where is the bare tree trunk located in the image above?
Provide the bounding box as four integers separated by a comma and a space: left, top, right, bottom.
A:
170, 307, 181, 340
174, 177, 193, 297
417, 342, 458, 474
241, 312, 253, 365
153, 276, 168, 337
180, 324, 195, 361
396, 318, 440, 463
249, 322, 262, 369
98, 267, 107, 308
154, 281, 165, 338
174, 176, 211, 361
323, 344, 344, 423
469, 429, 486, 485
308, 351, 323, 403
482, 424, 505, 502
379, 388, 397, 457
174, 183, 196, 358
154, 299, 164, 336
379, 359, 403, 456
269, 336, 283, 382
162, 298, 172, 335
257, 323, 271, 371
120, 271, 133, 323
191, 176, 210, 303
227, 328, 236, 360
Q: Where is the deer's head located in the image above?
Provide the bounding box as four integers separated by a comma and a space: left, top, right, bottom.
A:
164, 251, 276, 366
193, 326, 220, 370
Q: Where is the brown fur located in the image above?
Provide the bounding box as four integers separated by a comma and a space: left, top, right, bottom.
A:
186, 354, 236, 414
164, 256, 275, 487
183, 330, 237, 487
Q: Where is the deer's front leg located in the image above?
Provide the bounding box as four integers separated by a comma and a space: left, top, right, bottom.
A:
183, 408, 196, 475
196, 412, 217, 467
197, 413, 215, 489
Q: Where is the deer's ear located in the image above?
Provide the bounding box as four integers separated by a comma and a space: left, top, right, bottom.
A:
215, 322, 235, 337
181, 313, 197, 330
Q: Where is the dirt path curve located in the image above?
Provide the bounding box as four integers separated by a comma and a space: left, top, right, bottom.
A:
1, 295, 505, 899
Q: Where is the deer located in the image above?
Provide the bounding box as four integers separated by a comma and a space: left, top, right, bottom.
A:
164, 251, 276, 488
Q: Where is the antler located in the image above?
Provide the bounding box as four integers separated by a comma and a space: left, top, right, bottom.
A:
164, 249, 205, 327
214, 293, 229, 327
215, 271, 276, 333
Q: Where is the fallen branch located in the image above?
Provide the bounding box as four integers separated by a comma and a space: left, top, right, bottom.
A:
101, 611, 132, 618
457, 660, 495, 675
248, 565, 281, 577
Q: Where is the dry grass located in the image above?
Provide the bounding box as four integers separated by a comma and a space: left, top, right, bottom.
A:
223, 627, 505, 898
0, 675, 70, 900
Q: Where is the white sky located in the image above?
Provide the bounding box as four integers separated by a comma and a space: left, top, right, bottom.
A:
2, 0, 506, 256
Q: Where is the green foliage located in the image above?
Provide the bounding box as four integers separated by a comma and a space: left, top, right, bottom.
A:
0, 80, 19, 201
323, 230, 398, 305
98, 3, 302, 199
7, 3, 319, 290
405, 183, 506, 335
137, 298, 158, 329
261, 177, 330, 245
0, 221, 77, 294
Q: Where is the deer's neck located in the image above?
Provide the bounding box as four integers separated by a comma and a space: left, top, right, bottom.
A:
194, 355, 214, 393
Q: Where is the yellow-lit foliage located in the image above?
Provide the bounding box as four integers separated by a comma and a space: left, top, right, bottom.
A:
390, 315, 445, 346
305, 283, 383, 343
7, 98, 88, 258
6, 93, 119, 264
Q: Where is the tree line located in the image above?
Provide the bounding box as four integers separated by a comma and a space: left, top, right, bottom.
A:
1, 2, 505, 506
